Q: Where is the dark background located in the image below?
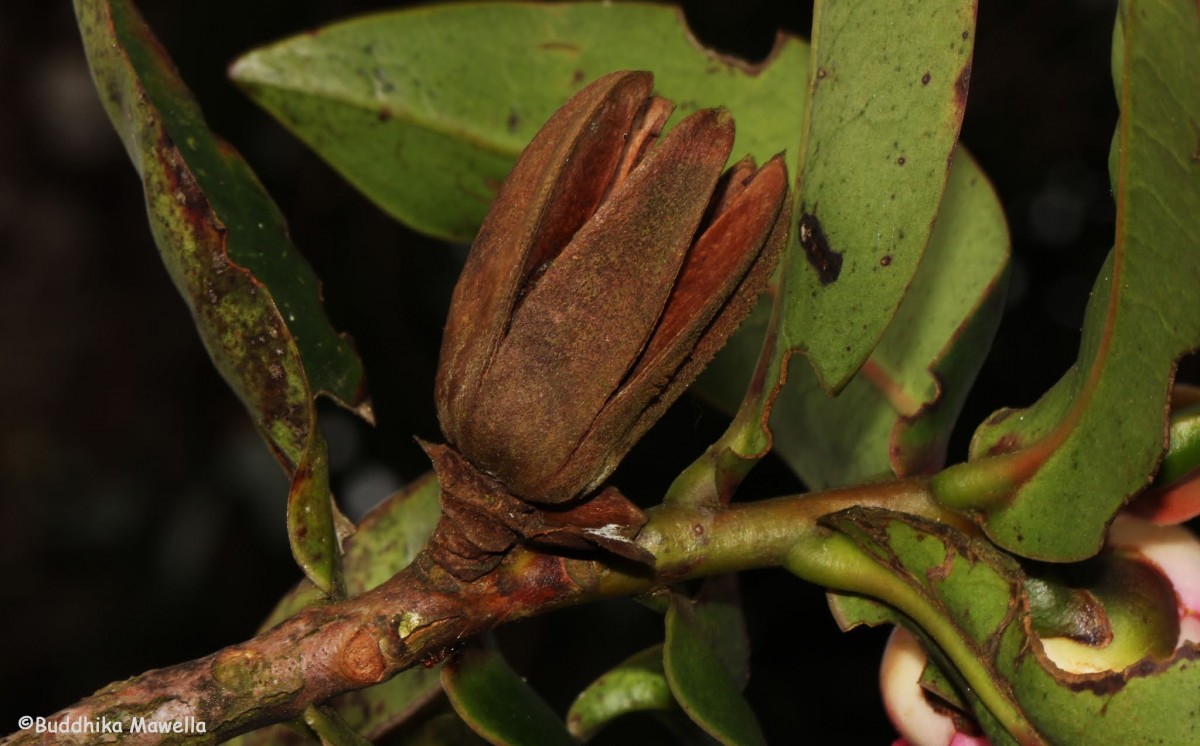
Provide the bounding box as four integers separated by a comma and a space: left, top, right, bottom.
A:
1, 0, 1133, 742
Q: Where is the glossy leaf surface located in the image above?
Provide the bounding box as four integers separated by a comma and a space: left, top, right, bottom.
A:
75, 0, 370, 593
781, 0, 977, 391
567, 645, 676, 742
568, 577, 750, 742
664, 595, 765, 746
443, 646, 576, 746
230, 2, 808, 243
932, 0, 1200, 560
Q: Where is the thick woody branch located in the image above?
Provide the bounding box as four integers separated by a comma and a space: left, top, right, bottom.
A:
4, 479, 959, 745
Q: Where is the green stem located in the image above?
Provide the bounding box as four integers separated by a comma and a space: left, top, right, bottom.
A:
664, 286, 788, 511
606, 476, 956, 595
783, 531, 1044, 745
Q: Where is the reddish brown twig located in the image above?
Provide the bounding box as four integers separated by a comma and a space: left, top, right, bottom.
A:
3, 480, 955, 745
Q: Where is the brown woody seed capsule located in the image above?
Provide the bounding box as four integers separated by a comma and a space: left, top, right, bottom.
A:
427, 71, 789, 578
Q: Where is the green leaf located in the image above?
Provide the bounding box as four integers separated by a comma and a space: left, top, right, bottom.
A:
828, 592, 1019, 745
917, 655, 971, 716
288, 433, 343, 596
258, 473, 441, 626
340, 472, 444, 595
797, 507, 1198, 744
303, 705, 374, 746
443, 646, 577, 746
568, 578, 750, 742
332, 670, 446, 744
566, 644, 717, 745
826, 592, 901, 631
232, 475, 444, 746
698, 148, 1008, 490
692, 576, 752, 689
1027, 552, 1179, 673
779, 149, 1006, 488
663, 595, 766, 746
567, 645, 675, 741
316, 478, 445, 742
1024, 576, 1112, 644
781, 0, 978, 391
788, 510, 1042, 742
681, 4, 988, 500
229, 2, 809, 242
931, 0, 1200, 561
997, 633, 1200, 745
74, 0, 370, 593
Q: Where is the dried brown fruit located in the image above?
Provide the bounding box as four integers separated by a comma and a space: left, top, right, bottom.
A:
427, 71, 789, 579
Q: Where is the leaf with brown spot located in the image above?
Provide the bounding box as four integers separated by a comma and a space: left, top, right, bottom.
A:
696, 149, 1008, 491
74, 0, 368, 593
779, 0, 979, 392
673, 1, 983, 506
